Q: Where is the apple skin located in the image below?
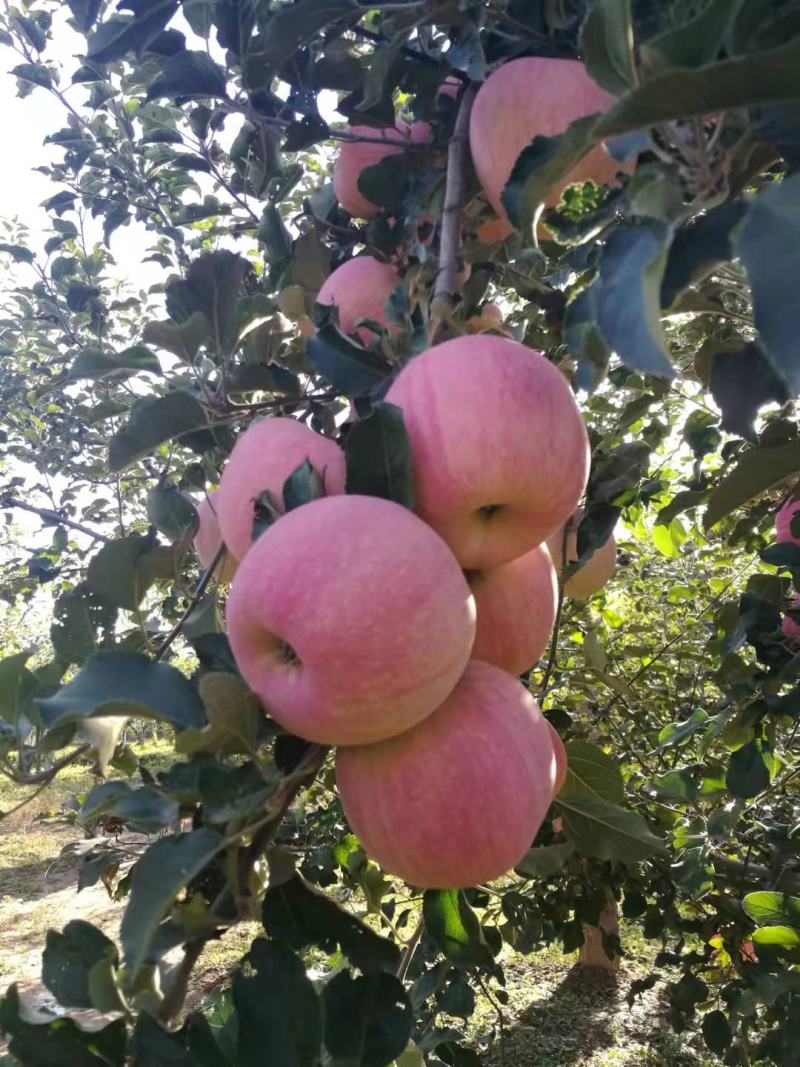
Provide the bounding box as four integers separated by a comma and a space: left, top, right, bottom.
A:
775, 496, 800, 544
546, 510, 617, 599
546, 719, 568, 794
333, 120, 431, 219
194, 491, 238, 583
316, 256, 400, 343
336, 660, 558, 888
385, 335, 590, 569
469, 57, 628, 239
216, 417, 346, 564
783, 595, 800, 643
467, 544, 557, 675
226, 495, 477, 746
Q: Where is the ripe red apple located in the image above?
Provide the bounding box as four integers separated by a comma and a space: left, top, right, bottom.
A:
469, 57, 628, 239
336, 660, 558, 888
333, 120, 431, 219
776, 496, 800, 544
194, 492, 238, 583
783, 594, 800, 643
546, 719, 568, 794
385, 335, 590, 569
316, 256, 400, 343
467, 544, 557, 675
216, 417, 346, 563
226, 495, 476, 746
546, 510, 616, 599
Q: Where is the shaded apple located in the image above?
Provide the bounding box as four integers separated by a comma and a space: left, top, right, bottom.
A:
467, 544, 557, 675
333, 120, 431, 219
385, 335, 590, 569
775, 496, 800, 544
546, 509, 616, 599
216, 417, 346, 563
336, 660, 558, 888
316, 256, 400, 343
226, 495, 476, 746
194, 491, 238, 583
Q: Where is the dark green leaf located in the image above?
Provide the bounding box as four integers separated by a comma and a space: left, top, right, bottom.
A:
709, 342, 788, 441
165, 251, 245, 354
262, 872, 400, 974
704, 437, 800, 528
254, 0, 359, 75
233, 939, 322, 1067
560, 741, 626, 804
68, 344, 162, 381
323, 971, 413, 1067
67, 0, 102, 31
737, 173, 800, 394
51, 588, 96, 665
11, 62, 52, 88
307, 321, 392, 396
146, 484, 198, 540
281, 459, 326, 513
640, 0, 747, 73
0, 649, 35, 724
743, 891, 800, 928
147, 50, 228, 101
81, 780, 179, 834
0, 984, 127, 1066
108, 391, 210, 472
121, 828, 224, 978
86, 535, 174, 610
423, 889, 495, 969
514, 842, 575, 878
579, 0, 636, 96
37, 650, 206, 732
42, 920, 117, 1010
344, 402, 414, 507
556, 795, 666, 861
726, 740, 772, 799
88, 4, 178, 63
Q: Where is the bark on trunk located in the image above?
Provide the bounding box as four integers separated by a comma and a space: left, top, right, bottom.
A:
579, 896, 620, 971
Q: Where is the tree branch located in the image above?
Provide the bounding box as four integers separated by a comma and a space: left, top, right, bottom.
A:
155, 543, 226, 661
396, 917, 424, 982
431, 84, 477, 339
2, 495, 111, 543
711, 852, 800, 894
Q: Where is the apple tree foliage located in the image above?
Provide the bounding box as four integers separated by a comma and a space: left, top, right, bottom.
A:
0, 0, 799, 1063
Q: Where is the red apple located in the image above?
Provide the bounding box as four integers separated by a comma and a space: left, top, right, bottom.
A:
194, 491, 238, 583
546, 509, 616, 599
385, 335, 590, 569
226, 495, 476, 746
776, 496, 800, 544
783, 594, 800, 643
467, 544, 557, 675
333, 120, 431, 219
316, 256, 400, 343
546, 719, 568, 794
469, 57, 628, 238
336, 660, 558, 888
216, 417, 346, 563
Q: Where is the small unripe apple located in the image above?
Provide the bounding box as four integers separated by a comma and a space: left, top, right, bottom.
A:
546, 719, 568, 794
336, 660, 558, 888
776, 496, 800, 544
316, 256, 400, 343
216, 417, 346, 564
469, 57, 629, 239
546, 509, 616, 599
226, 495, 476, 746
333, 121, 431, 219
194, 492, 238, 583
467, 544, 557, 675
385, 335, 590, 569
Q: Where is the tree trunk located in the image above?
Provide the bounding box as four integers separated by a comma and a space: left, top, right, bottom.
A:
579, 895, 620, 971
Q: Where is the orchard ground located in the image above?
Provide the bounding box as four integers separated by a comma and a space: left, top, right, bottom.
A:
1, 738, 716, 1067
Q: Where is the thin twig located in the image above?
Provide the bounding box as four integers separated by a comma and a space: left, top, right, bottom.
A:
430, 83, 477, 338
538, 586, 565, 705
2, 495, 111, 543
155, 543, 226, 661
396, 917, 424, 982
1, 744, 91, 788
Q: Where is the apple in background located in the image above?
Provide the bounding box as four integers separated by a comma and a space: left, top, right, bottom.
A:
336, 660, 558, 888
216, 417, 346, 564
469, 57, 629, 240
316, 256, 400, 343
546, 719, 568, 794
546, 509, 617, 599
226, 495, 476, 746
385, 335, 590, 569
467, 544, 557, 675
775, 496, 800, 544
782, 594, 800, 644
194, 491, 238, 583
333, 120, 431, 219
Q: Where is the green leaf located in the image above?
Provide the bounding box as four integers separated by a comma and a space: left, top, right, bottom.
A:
560, 741, 626, 804
108, 391, 210, 472
142, 311, 209, 362
640, 0, 747, 74
737, 174, 800, 394
344, 402, 415, 508
502, 35, 800, 232
282, 459, 326, 513
88, 3, 179, 63
751, 925, 800, 949
81, 780, 179, 834
0, 984, 127, 1066
42, 920, 118, 1010
121, 828, 224, 978
0, 241, 35, 263
704, 437, 800, 528
743, 891, 800, 928
233, 939, 322, 1067
68, 344, 162, 381
423, 889, 495, 968
515, 842, 575, 878
176, 672, 261, 757
700, 1009, 732, 1054
147, 51, 228, 101
11, 62, 52, 88
51, 588, 97, 665
306, 321, 392, 396
86, 535, 175, 610
726, 740, 773, 799
323, 971, 413, 1067
0, 649, 35, 724
556, 794, 666, 862
262, 872, 400, 974
146, 485, 198, 540
165, 251, 246, 355
579, 0, 636, 96
254, 0, 358, 75
709, 342, 789, 442
37, 651, 206, 732
67, 0, 102, 32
